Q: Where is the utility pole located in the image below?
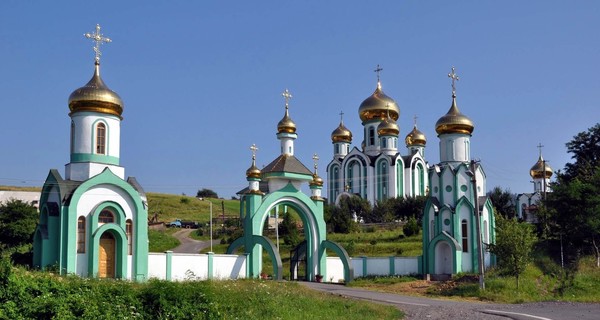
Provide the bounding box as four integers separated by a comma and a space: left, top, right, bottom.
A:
470, 159, 485, 290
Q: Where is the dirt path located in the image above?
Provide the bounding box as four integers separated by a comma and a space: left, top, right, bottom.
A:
171, 228, 219, 253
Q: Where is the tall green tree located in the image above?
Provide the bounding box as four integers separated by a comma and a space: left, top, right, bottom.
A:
487, 186, 516, 219
488, 216, 537, 290
196, 188, 218, 199
325, 196, 367, 233
0, 199, 38, 251
544, 123, 600, 269
279, 211, 300, 246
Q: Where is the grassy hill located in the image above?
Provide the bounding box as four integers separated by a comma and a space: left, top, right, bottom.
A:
147, 192, 240, 224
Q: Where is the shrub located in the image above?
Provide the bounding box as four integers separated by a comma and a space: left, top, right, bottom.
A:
403, 216, 420, 237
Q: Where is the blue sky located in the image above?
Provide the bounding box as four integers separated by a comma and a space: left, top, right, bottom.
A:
1, 1, 599, 199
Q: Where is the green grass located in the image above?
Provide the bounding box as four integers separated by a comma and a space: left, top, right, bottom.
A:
147, 192, 240, 225
0, 185, 42, 191
148, 229, 180, 252
1, 265, 402, 319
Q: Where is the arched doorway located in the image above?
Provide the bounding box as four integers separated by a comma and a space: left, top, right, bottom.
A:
435, 241, 453, 275
99, 232, 116, 278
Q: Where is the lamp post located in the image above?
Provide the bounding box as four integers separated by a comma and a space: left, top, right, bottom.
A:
199, 198, 213, 253
467, 160, 485, 290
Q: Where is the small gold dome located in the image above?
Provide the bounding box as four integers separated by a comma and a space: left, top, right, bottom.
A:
310, 173, 323, 187
68, 62, 123, 118
358, 82, 399, 123
246, 156, 261, 179
530, 155, 553, 179
435, 95, 474, 135
377, 112, 399, 136
405, 124, 427, 146
277, 107, 296, 134
331, 121, 352, 143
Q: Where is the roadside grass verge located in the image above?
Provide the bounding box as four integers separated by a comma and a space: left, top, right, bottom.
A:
0, 264, 402, 319
148, 229, 180, 252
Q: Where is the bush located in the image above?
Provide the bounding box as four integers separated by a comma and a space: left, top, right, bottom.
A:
403, 217, 420, 237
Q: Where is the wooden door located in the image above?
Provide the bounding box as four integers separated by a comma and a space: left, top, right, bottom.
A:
99, 232, 116, 278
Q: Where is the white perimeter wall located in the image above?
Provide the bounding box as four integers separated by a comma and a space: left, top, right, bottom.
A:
327, 256, 420, 283
147, 252, 246, 281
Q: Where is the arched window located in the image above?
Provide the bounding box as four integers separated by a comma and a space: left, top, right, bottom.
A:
380, 162, 388, 199
368, 127, 375, 146
96, 122, 106, 154
430, 220, 435, 241
461, 219, 469, 252
335, 144, 339, 154
99, 210, 114, 224
77, 216, 86, 253
381, 138, 387, 148
70, 121, 75, 154
126, 219, 133, 255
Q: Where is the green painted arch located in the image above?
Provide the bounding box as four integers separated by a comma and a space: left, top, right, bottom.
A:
322, 240, 354, 283
66, 168, 148, 280
89, 223, 128, 279
252, 235, 283, 280
226, 237, 245, 254
90, 201, 126, 227
427, 231, 461, 274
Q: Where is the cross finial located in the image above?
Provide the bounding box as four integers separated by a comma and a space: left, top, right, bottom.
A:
537, 143, 544, 157
250, 144, 258, 160
282, 89, 293, 109
339, 110, 344, 122
448, 66, 459, 96
84, 24, 112, 63
413, 115, 418, 127
374, 64, 383, 83
312, 153, 320, 172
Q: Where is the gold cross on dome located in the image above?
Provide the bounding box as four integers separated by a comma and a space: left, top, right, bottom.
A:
250, 144, 258, 160
537, 143, 544, 157
84, 24, 112, 63
339, 110, 345, 122
374, 64, 383, 83
448, 66, 459, 96
312, 153, 320, 171
413, 115, 418, 126
282, 89, 293, 109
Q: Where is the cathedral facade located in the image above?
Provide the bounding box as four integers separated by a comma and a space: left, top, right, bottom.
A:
516, 150, 553, 223
326, 72, 428, 205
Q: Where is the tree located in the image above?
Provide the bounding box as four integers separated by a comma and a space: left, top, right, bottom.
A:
325, 196, 367, 233
366, 196, 426, 223
279, 211, 300, 246
196, 188, 218, 199
487, 186, 516, 219
403, 216, 420, 237
543, 123, 600, 269
0, 199, 38, 250
488, 216, 537, 290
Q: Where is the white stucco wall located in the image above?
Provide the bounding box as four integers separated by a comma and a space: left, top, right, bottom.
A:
171, 254, 209, 281
212, 255, 246, 280
147, 253, 167, 280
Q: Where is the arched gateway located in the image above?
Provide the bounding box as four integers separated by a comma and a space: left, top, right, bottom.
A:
228, 91, 352, 282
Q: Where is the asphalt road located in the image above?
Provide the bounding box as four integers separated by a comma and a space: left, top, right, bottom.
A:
171, 228, 220, 253
302, 282, 600, 320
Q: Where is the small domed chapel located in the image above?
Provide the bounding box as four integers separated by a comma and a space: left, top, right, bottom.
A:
33, 26, 148, 280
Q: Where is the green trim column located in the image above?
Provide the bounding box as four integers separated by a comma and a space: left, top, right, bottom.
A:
207, 252, 214, 280
165, 250, 172, 281
361, 256, 368, 277
389, 256, 395, 276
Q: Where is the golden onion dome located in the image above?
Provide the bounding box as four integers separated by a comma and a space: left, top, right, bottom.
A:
358, 82, 399, 123
331, 120, 353, 143
377, 111, 399, 136
530, 155, 553, 179
405, 124, 427, 146
277, 106, 297, 134
435, 95, 474, 135
309, 173, 323, 187
246, 158, 261, 179
68, 62, 123, 118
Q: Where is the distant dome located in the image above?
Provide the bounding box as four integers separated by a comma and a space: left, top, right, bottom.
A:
405, 124, 426, 146
530, 155, 553, 179
377, 111, 399, 136
68, 62, 123, 118
435, 95, 474, 135
358, 82, 399, 123
331, 120, 352, 143
277, 106, 296, 134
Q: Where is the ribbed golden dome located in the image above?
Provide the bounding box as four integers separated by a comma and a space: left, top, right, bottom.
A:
331, 120, 353, 143
377, 111, 399, 136
246, 157, 261, 179
530, 155, 553, 179
68, 62, 123, 118
435, 95, 474, 135
310, 173, 323, 187
277, 106, 297, 134
358, 82, 399, 123
405, 124, 427, 146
